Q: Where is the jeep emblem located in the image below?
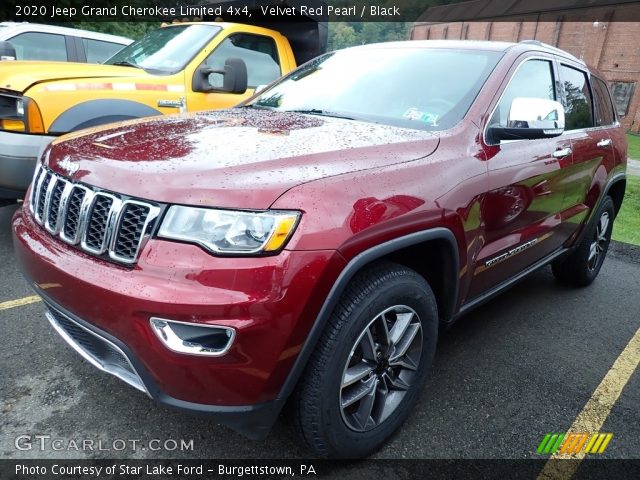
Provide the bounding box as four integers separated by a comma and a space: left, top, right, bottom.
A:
58, 156, 79, 176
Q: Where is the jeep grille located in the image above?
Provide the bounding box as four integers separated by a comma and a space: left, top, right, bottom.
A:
29, 165, 160, 265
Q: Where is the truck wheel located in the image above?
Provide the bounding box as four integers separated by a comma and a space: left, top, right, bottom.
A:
291, 261, 438, 458
552, 196, 615, 286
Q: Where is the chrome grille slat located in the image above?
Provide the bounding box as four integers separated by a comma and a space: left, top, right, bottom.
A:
45, 180, 68, 234
30, 167, 159, 265
34, 172, 52, 224
41, 176, 59, 228
29, 164, 43, 215
81, 193, 120, 255
60, 186, 90, 244
110, 200, 160, 263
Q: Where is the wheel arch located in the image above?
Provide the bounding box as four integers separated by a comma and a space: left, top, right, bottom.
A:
606, 177, 626, 217
276, 227, 459, 405
48, 99, 161, 134
567, 172, 626, 255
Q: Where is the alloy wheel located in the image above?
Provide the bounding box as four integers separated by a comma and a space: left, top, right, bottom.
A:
588, 211, 610, 271
339, 305, 423, 432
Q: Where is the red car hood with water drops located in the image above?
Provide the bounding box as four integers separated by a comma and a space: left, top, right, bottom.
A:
45, 108, 439, 209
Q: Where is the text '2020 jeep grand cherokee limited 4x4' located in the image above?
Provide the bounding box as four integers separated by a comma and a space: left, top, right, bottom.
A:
12, 40, 627, 458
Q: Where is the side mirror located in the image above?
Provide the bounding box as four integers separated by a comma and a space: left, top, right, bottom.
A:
192, 57, 248, 94
488, 97, 565, 143
0, 41, 17, 60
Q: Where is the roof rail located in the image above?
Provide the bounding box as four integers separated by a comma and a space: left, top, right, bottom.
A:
517, 39, 585, 64
519, 40, 543, 45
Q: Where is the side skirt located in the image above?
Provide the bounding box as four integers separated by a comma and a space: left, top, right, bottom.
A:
454, 247, 569, 320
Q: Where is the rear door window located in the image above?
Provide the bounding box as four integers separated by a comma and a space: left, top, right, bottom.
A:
591, 76, 616, 126
559, 65, 594, 130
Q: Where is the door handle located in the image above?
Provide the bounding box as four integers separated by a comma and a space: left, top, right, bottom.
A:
552, 147, 572, 158
597, 138, 612, 148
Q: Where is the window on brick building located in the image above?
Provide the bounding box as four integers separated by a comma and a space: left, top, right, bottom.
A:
610, 82, 636, 117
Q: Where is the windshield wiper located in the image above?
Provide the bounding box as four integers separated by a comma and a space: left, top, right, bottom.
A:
111, 61, 141, 69
285, 109, 356, 120
240, 104, 275, 110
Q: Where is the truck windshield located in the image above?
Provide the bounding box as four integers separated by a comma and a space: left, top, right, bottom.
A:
249, 47, 502, 131
105, 25, 221, 74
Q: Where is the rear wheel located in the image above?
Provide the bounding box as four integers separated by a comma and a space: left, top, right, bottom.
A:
552, 196, 615, 286
291, 262, 438, 458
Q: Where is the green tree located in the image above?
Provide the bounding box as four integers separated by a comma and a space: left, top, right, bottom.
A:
330, 23, 357, 50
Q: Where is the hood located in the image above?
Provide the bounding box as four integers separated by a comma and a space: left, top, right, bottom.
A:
46, 108, 439, 209
0, 61, 141, 93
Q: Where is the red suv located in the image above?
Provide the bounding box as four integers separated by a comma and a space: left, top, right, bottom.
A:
12, 40, 627, 458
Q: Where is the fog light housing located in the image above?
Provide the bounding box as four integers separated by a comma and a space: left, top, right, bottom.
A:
149, 317, 235, 356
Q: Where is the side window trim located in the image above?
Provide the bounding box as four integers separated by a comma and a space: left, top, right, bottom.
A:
604, 78, 620, 125
483, 54, 560, 146
72, 36, 87, 63
65, 35, 80, 62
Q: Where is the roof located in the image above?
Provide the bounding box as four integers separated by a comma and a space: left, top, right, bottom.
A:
348, 39, 585, 65
369, 39, 517, 52
0, 22, 132, 44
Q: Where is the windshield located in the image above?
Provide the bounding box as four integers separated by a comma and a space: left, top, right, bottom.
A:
105, 25, 221, 74
249, 47, 502, 131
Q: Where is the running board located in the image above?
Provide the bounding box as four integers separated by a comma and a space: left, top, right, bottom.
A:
454, 247, 569, 320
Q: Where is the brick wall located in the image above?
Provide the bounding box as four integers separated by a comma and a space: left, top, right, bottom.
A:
411, 4, 640, 132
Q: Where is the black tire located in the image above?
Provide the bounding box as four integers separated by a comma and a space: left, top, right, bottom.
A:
290, 261, 438, 458
552, 196, 615, 286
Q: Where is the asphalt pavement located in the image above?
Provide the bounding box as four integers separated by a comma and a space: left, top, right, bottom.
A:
1, 202, 638, 464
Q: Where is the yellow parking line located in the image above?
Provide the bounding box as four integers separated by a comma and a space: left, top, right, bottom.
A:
538, 327, 640, 479
0, 295, 42, 311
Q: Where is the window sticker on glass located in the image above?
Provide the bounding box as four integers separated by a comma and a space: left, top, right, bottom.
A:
403, 108, 439, 126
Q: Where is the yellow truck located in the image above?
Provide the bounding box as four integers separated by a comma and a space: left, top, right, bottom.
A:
0, 15, 327, 203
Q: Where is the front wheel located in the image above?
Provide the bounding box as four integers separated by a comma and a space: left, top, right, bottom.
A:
552, 196, 615, 286
290, 261, 438, 458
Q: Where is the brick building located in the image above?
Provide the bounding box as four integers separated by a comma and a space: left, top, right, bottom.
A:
411, 0, 640, 132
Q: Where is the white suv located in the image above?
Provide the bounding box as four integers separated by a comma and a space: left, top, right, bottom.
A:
0, 22, 132, 63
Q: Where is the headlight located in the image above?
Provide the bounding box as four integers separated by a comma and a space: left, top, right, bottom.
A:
158, 206, 300, 255
0, 95, 44, 133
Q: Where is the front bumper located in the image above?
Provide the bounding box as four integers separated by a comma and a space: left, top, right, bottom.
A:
40, 294, 282, 439
0, 131, 55, 198
12, 206, 345, 437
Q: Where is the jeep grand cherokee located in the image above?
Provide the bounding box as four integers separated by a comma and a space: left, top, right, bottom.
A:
12, 40, 627, 458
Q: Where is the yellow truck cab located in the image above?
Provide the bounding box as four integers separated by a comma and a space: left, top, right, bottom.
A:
0, 18, 327, 202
